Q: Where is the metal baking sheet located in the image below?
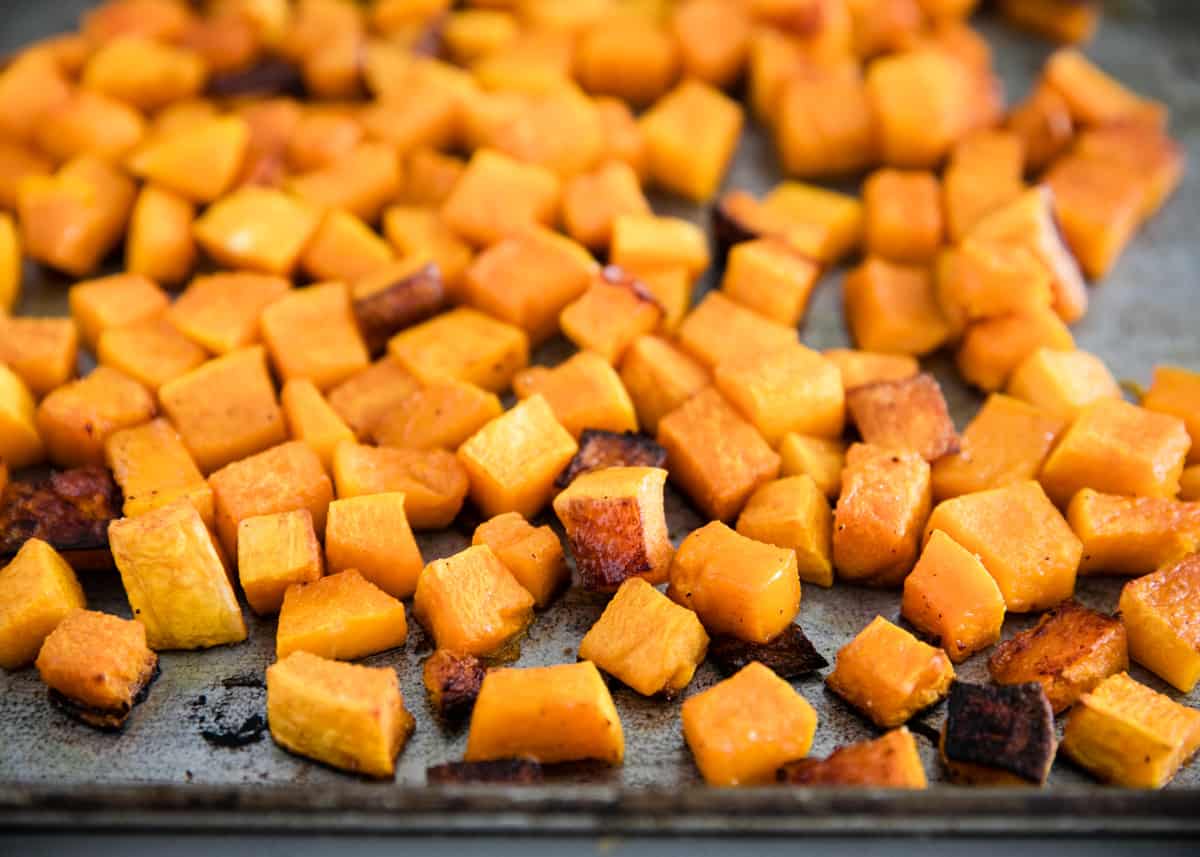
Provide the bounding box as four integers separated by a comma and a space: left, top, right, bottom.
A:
3, 0, 1200, 836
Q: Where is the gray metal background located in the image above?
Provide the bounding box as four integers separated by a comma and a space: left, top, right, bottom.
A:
2, 0, 1200, 836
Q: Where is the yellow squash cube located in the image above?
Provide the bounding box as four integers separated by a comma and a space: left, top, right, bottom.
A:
105, 418, 214, 529
759, 182, 864, 265
472, 512, 568, 608
610, 214, 711, 280
0, 316, 79, 398
36, 367, 156, 468
167, 272, 290, 355
844, 257, 950, 357
678, 292, 799, 372
640, 79, 743, 202
0, 539, 85, 670
619, 335, 710, 434
280, 379, 356, 472
69, 273, 169, 352
331, 443, 467, 530
714, 344, 844, 446
778, 434, 845, 500
1119, 554, 1200, 693
736, 476, 833, 588
277, 569, 408, 661
0, 365, 45, 470
513, 351, 638, 440
237, 510, 324, 616
325, 493, 424, 600
125, 184, 197, 288
127, 116, 249, 204
97, 318, 207, 392
559, 270, 663, 365
388, 308, 530, 394
720, 238, 820, 327
261, 282, 369, 391
1070, 491, 1200, 577
193, 187, 321, 276
823, 349, 919, 392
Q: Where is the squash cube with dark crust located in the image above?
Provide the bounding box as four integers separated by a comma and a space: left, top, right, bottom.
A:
846, 374, 960, 462
778, 728, 927, 788
988, 600, 1127, 713
553, 467, 673, 590
35, 608, 157, 730
940, 680, 1056, 786
708, 624, 827, 680
0, 466, 122, 567
556, 430, 667, 489
351, 261, 446, 356
423, 649, 487, 724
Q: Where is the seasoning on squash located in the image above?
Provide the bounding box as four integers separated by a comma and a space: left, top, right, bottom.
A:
619, 335, 710, 435
843, 258, 950, 357
373, 381, 502, 452
331, 442, 467, 530
0, 539, 85, 671
778, 728, 927, 788
104, 418, 214, 529
0, 316, 79, 399
682, 661, 817, 786
388, 308, 530, 395
472, 513, 567, 608
1119, 553, 1200, 693
68, 273, 170, 352
327, 357, 421, 440
35, 367, 156, 469
237, 509, 323, 617
826, 615, 955, 728
423, 649, 487, 724
677, 292, 799, 371
736, 476, 833, 588
1069, 490, 1200, 578
325, 493, 424, 600
276, 569, 408, 661
846, 373, 960, 462
166, 272, 290, 356
939, 680, 1056, 786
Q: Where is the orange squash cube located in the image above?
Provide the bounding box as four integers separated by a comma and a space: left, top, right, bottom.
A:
833, 444, 932, 587
1044, 49, 1165, 128
778, 727, 927, 788
736, 476, 833, 588
464, 225, 596, 346
775, 70, 876, 179
300, 210, 394, 284
359, 87, 457, 157
1144, 366, 1200, 465
125, 185, 197, 288
488, 89, 606, 179
324, 492, 423, 599
559, 269, 663, 365
822, 349, 919, 391
0, 365, 45, 469
942, 130, 1025, 242
1120, 554, 1200, 693
237, 509, 323, 616
657, 387, 780, 522
866, 50, 971, 168
667, 521, 800, 643
580, 577, 708, 696
925, 480, 1081, 612
863, 169, 943, 263
779, 434, 845, 500
193, 186, 320, 276
127, 116, 249, 204
388, 308, 530, 394
1074, 122, 1184, 221
97, 318, 208, 393
285, 111, 363, 173
400, 147, 466, 207
757, 181, 864, 265
280, 379, 355, 472
441, 149, 561, 247
444, 9, 519, 64
826, 615, 955, 728
0, 51, 71, 144
260, 282, 369, 391
1006, 82, 1075, 174
104, 418, 214, 529
276, 569, 407, 661
414, 544, 534, 656
327, 357, 421, 440
381, 205, 475, 301
640, 79, 744, 202
287, 143, 402, 224
671, 0, 751, 88
595, 96, 649, 180
69, 273, 169, 352
472, 512, 567, 608
331, 443, 467, 530
1040, 399, 1190, 507
902, 530, 1006, 663
845, 373, 960, 463
576, 14, 678, 107
457, 394, 578, 519
998, 0, 1098, 44
677, 292, 798, 371
619, 336, 709, 435
0, 317, 78, 399
931, 393, 1065, 501
1044, 151, 1144, 281
562, 161, 651, 252
720, 239, 820, 327
373, 381, 501, 452
465, 661, 623, 765
82, 35, 205, 112
843, 258, 950, 356
955, 310, 1075, 393
682, 661, 817, 785
158, 347, 287, 474
0, 539, 85, 670
610, 213, 710, 280
935, 239, 1054, 338
0, 140, 51, 212
167, 272, 290, 356
36, 367, 156, 468
1069, 491, 1200, 578
513, 351, 638, 439
37, 90, 146, 163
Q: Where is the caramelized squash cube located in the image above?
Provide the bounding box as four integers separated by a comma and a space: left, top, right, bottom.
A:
167, 272, 290, 356
719, 238, 819, 327
1119, 554, 1200, 693
576, 15, 678, 107
844, 258, 949, 357
422, 649, 486, 724
846, 373, 960, 462
736, 476, 833, 588
683, 661, 817, 786
0, 365, 46, 469
902, 530, 1005, 662
955, 309, 1075, 393
677, 292, 798, 371
513, 351, 637, 439
237, 509, 323, 616
327, 357, 421, 440
940, 681, 1056, 786
925, 480, 1081, 612
556, 429, 668, 488
778, 727, 927, 788
193, 186, 321, 276
779, 434, 845, 499
667, 521, 800, 643
0, 316, 78, 399
300, 210, 394, 284
109, 499, 246, 650
559, 269, 662, 364
414, 544, 534, 656
331, 443, 467, 530
866, 50, 971, 168
1144, 366, 1200, 465
69, 273, 169, 352
1074, 123, 1184, 221
261, 282, 369, 391
381, 206, 475, 302
441, 149, 560, 247
826, 615, 955, 728
36, 367, 156, 468
472, 513, 567, 607
619, 335, 709, 434
553, 466, 673, 590
276, 569, 407, 660
1070, 491, 1200, 577
465, 661, 623, 765
97, 318, 207, 392
280, 379, 355, 472
1061, 672, 1200, 789
325, 493, 423, 600
267, 651, 413, 779
671, 0, 751, 88
714, 344, 844, 446
351, 261, 447, 356
0, 539, 85, 670
640, 79, 743, 202
562, 160, 652, 251
823, 348, 919, 391
125, 185, 197, 288
82, 36, 205, 112
457, 395, 578, 519
127, 116, 249, 204
374, 381, 501, 452
388, 308, 530, 394
158, 347, 287, 473
863, 169, 943, 264
1040, 399, 1190, 507
104, 418, 214, 529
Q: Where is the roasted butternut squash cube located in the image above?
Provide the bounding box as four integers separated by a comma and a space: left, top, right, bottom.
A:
127, 116, 249, 204
1044, 151, 1144, 281
667, 521, 800, 643
677, 292, 798, 372
640, 79, 743, 202
0, 365, 46, 469
0, 539, 85, 670
844, 258, 949, 356
846, 374, 959, 462
400, 147, 466, 208
286, 143, 402, 224
97, 318, 207, 393
758, 181, 864, 265
35, 609, 157, 730
1144, 366, 1200, 465
1074, 122, 1184, 221
577, 14, 678, 107
559, 269, 662, 365
940, 680, 1056, 786
300, 210, 394, 284
932, 394, 1065, 501
423, 649, 486, 724
926, 480, 1081, 612
489, 89, 607, 180
1044, 49, 1165, 128
556, 429, 668, 488
464, 226, 596, 346
595, 96, 649, 180
610, 213, 710, 280
823, 349, 918, 392
414, 544, 534, 656
359, 87, 457, 157
936, 240, 1053, 339
159, 347, 287, 474
38, 89, 146, 164
373, 381, 501, 452
267, 650, 413, 779
827, 615, 955, 728
0, 140, 51, 213
1040, 399, 1190, 507
325, 493, 424, 600
833, 444, 931, 587
942, 130, 1025, 243
276, 569, 407, 660
69, 273, 169, 353
1070, 491, 1200, 577
736, 476, 833, 588
82, 35, 205, 112
866, 49, 971, 168
327, 357, 421, 440
956, 310, 1075, 393
105, 418, 214, 529
109, 499, 246, 650
280, 379, 355, 472
472, 513, 567, 608
388, 308, 530, 395
682, 661, 816, 786
775, 70, 876, 180
441, 149, 560, 247
381, 206, 474, 303
513, 351, 638, 440
0, 214, 21, 314
1120, 554, 1200, 693
998, 0, 1098, 43
1061, 672, 1200, 789
0, 316, 78, 399
553, 466, 672, 590
209, 440, 332, 558
778, 727, 927, 788
720, 239, 819, 327
125, 185, 196, 289
863, 169, 943, 264
466, 661, 623, 765
351, 260, 447, 356
562, 161, 651, 251
619, 335, 709, 434
167, 272, 289, 356
234, 506, 321, 614
193, 186, 321, 276
671, 0, 750, 87
778, 434, 845, 500
1006, 81, 1075, 174
331, 443, 467, 530
260, 282, 369, 391
285, 111, 363, 173
0, 51, 71, 144
36, 367, 156, 469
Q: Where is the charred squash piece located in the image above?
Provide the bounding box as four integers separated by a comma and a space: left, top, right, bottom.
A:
426, 759, 543, 785
940, 680, 1055, 786
1119, 554, 1200, 693
778, 728, 926, 788
846, 374, 960, 462
708, 624, 827, 680
352, 262, 446, 356
556, 430, 667, 489
0, 467, 122, 569
988, 600, 1127, 713
423, 650, 487, 724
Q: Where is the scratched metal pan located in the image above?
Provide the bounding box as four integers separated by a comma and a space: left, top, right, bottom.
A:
2, 0, 1200, 837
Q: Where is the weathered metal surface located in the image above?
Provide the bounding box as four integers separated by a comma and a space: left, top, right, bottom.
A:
2, 0, 1200, 835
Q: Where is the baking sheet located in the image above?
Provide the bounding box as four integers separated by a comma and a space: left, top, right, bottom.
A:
2, 0, 1200, 835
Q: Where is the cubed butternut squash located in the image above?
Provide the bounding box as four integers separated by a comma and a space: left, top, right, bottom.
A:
237, 509, 323, 616
0, 316, 78, 399
331, 443, 467, 530
677, 292, 798, 371
287, 143, 401, 224
562, 160, 651, 251
104, 418, 214, 529
325, 493, 424, 600
935, 239, 1053, 337
671, 0, 751, 88
422, 649, 486, 724
1043, 49, 1165, 128
37, 89, 145, 164
381, 205, 475, 302
0, 539, 85, 670
955, 309, 1075, 393
261, 282, 370, 391
843, 258, 950, 357
36, 367, 156, 468
845, 373, 960, 462
610, 213, 711, 280
0, 51, 71, 144
472, 512, 567, 608
514, 351, 639, 440
939, 680, 1056, 786
327, 357, 422, 440
69, 273, 170, 352
758, 181, 864, 265
300, 210, 394, 284
1006, 81, 1075, 174
0, 140, 52, 213
775, 70, 876, 179
720, 238, 819, 328
863, 169, 943, 264
736, 476, 833, 588
127, 116, 249, 204
559, 269, 662, 365
576, 14, 678, 107
125, 186, 196, 288
441, 148, 560, 247
388, 308, 530, 395
82, 36, 205, 112
280, 379, 356, 472
1143, 366, 1200, 465
0, 214, 22, 314
942, 130, 1025, 242
778, 434, 845, 500
193, 186, 321, 276
0, 365, 46, 470
1044, 149, 1145, 280
1070, 491, 1200, 577
865, 50, 971, 168
97, 318, 208, 393
619, 335, 709, 434
167, 272, 290, 356
998, 0, 1098, 44
823, 349, 919, 391
778, 727, 927, 788
1120, 554, 1200, 693
639, 79, 743, 202
373, 381, 502, 452
277, 569, 407, 661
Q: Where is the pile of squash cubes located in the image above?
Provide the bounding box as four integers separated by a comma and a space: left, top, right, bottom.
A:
1, 0, 1199, 790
